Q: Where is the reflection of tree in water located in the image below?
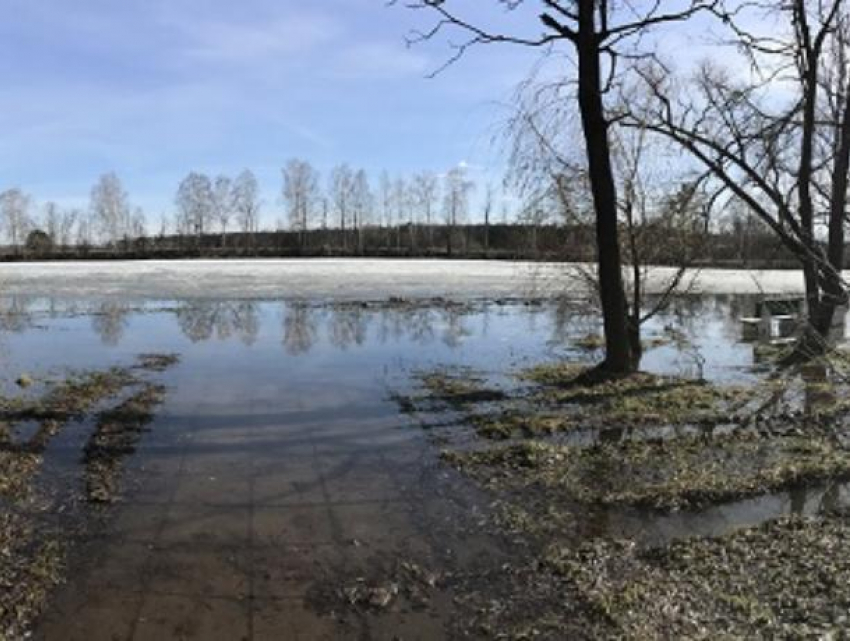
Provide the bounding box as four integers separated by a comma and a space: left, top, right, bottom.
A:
232, 302, 259, 345
0, 295, 37, 333
175, 301, 259, 344
329, 305, 368, 350
439, 306, 470, 347
91, 301, 131, 346
282, 302, 317, 355
406, 308, 437, 344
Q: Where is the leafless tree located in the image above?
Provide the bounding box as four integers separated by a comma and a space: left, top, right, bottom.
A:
392, 177, 408, 251
412, 171, 439, 249
443, 165, 474, 256
283, 159, 320, 248
43, 202, 60, 250
58, 208, 80, 248
633, 0, 850, 356
510, 84, 706, 360
399, 0, 721, 374
351, 169, 372, 254
176, 172, 214, 246
483, 183, 495, 254
233, 170, 261, 249
90, 173, 131, 247
0, 188, 32, 254
213, 175, 234, 248
379, 171, 393, 246
329, 164, 355, 249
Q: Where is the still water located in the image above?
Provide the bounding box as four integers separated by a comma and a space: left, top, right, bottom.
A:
0, 293, 840, 640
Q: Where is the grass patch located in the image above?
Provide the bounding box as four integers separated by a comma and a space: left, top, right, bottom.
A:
407, 368, 506, 410
84, 383, 168, 503
544, 515, 850, 639
443, 433, 850, 511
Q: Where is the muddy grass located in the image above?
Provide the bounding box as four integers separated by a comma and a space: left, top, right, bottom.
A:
408, 368, 506, 410
386, 358, 850, 638
84, 383, 168, 503
0, 354, 178, 638
0, 511, 65, 641
442, 433, 850, 511
545, 515, 850, 639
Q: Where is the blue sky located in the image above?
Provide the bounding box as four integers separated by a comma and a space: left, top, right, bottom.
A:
0, 0, 548, 224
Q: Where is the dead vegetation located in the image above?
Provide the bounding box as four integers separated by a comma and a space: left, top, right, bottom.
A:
389, 357, 850, 637
545, 515, 850, 639
442, 434, 850, 511
0, 353, 178, 638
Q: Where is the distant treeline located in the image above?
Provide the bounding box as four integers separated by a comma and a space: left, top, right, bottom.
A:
2, 222, 803, 268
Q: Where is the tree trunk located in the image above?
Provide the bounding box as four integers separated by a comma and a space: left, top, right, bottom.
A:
576, 0, 634, 374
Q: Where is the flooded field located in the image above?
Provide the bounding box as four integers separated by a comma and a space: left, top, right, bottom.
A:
1, 284, 849, 639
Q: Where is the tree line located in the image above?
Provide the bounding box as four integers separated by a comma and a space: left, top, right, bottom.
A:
0, 161, 485, 257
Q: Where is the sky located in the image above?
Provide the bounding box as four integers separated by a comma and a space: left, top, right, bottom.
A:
0, 0, 747, 230
0, 0, 553, 226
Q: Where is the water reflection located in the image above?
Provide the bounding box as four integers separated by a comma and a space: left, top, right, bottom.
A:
282, 302, 317, 355
0, 294, 848, 382
91, 302, 130, 346
175, 301, 259, 345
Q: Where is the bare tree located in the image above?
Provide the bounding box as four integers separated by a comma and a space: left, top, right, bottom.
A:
213, 175, 234, 249
634, 0, 850, 356
43, 202, 60, 252
379, 171, 393, 247
233, 170, 261, 249
351, 169, 372, 254
90, 172, 130, 247
176, 172, 214, 248
400, 0, 720, 374
443, 165, 473, 256
392, 177, 407, 251
58, 208, 79, 249
329, 164, 355, 250
412, 171, 439, 250
283, 159, 320, 249
0, 188, 32, 254
482, 183, 495, 254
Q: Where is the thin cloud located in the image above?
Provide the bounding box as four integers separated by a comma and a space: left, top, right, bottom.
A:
179, 14, 342, 65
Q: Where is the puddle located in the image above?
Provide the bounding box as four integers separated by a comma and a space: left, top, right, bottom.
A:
0, 292, 841, 639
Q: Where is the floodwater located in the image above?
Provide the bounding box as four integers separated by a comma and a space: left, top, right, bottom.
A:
0, 292, 844, 640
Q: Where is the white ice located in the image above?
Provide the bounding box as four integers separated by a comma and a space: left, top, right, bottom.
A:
0, 258, 810, 300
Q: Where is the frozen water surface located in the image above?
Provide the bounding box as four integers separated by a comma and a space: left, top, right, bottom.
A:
0, 258, 813, 300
